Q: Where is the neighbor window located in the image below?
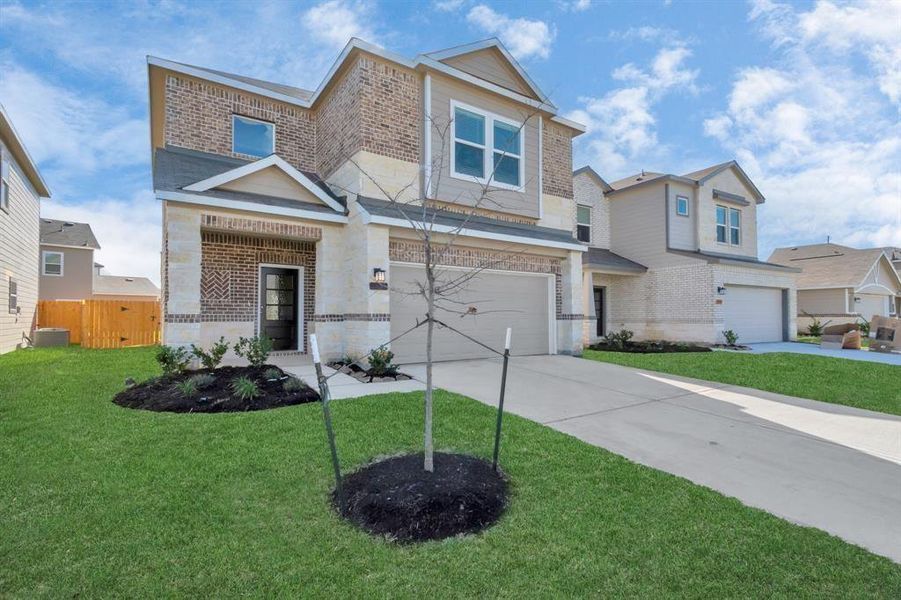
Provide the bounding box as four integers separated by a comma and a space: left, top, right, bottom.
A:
8, 277, 16, 314
42, 250, 63, 276
576, 205, 591, 243
452, 102, 522, 189
676, 195, 689, 216
716, 205, 741, 245
0, 148, 9, 213
232, 115, 274, 158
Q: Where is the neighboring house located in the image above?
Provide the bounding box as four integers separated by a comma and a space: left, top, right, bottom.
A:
39, 219, 160, 301
574, 162, 799, 345
883, 247, 901, 273
148, 38, 587, 361
0, 104, 52, 354
769, 243, 901, 331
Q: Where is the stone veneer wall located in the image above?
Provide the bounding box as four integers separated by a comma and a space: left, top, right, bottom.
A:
542, 120, 574, 199
165, 74, 317, 172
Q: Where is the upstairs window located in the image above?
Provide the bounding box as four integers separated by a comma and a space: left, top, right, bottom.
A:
576, 205, 591, 243
716, 205, 741, 245
676, 195, 689, 216
232, 115, 274, 158
452, 102, 522, 189
0, 148, 10, 213
42, 251, 63, 276
8, 277, 16, 314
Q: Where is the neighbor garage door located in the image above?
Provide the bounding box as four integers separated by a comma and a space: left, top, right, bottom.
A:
723, 285, 784, 343
389, 264, 552, 363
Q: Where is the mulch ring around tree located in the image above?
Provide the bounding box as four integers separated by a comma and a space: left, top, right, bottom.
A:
112, 365, 319, 413
333, 452, 509, 543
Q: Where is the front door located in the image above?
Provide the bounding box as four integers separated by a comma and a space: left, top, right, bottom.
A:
593, 287, 605, 337
260, 267, 298, 351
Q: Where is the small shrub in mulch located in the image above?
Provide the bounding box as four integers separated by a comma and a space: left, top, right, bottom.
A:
589, 341, 713, 354
113, 365, 319, 413
327, 361, 412, 383
333, 452, 508, 543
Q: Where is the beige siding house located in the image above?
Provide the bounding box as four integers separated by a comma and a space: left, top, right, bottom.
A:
769, 243, 901, 332
0, 104, 51, 354
575, 162, 798, 345
149, 38, 587, 362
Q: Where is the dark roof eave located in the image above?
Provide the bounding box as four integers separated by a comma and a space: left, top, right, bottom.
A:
668, 248, 801, 272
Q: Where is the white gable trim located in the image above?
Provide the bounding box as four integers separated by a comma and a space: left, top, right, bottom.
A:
157, 190, 349, 223
857, 254, 901, 291
182, 155, 345, 213
696, 161, 765, 204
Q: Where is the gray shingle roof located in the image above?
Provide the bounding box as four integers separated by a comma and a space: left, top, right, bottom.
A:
93, 275, 160, 297
669, 248, 799, 272
582, 247, 646, 273
357, 196, 581, 246
153, 146, 345, 212
607, 171, 666, 191
769, 244, 889, 288
40, 219, 100, 249
162, 60, 313, 101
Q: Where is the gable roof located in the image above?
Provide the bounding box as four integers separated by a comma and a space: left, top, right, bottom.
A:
573, 166, 613, 193
424, 39, 551, 107
603, 160, 765, 202
148, 38, 584, 133
769, 243, 901, 289
93, 275, 160, 297
40, 219, 100, 249
0, 104, 51, 197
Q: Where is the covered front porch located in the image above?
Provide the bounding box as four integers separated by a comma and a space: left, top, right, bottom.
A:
580, 248, 647, 346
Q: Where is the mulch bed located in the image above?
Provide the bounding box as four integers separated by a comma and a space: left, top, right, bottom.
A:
333, 452, 508, 543
327, 361, 412, 383
589, 341, 713, 354
113, 365, 319, 413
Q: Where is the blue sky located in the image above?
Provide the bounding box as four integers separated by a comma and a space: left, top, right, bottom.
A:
1, 0, 898, 284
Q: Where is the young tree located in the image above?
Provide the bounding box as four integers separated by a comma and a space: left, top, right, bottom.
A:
340, 107, 542, 472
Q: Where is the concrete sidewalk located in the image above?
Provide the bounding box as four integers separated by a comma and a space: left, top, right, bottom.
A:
747, 341, 901, 365
405, 355, 901, 562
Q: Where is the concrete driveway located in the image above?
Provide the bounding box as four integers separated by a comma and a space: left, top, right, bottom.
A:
406, 355, 901, 562
748, 341, 901, 365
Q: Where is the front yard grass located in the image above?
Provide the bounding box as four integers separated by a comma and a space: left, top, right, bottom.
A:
583, 350, 900, 416
2, 347, 899, 597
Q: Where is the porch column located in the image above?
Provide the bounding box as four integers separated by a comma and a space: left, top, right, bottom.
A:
343, 200, 390, 359
556, 249, 584, 355
162, 203, 201, 347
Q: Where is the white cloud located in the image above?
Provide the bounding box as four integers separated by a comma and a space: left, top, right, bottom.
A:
303, 0, 379, 49
433, 0, 465, 11
705, 0, 901, 252
558, 0, 591, 11
42, 190, 162, 286
569, 44, 699, 177
466, 5, 555, 60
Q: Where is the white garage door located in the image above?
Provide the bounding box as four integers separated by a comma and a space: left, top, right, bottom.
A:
724, 285, 784, 343
389, 264, 552, 363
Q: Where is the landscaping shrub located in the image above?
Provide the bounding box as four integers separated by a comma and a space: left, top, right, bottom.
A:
230, 376, 261, 401
190, 336, 229, 370
805, 313, 830, 337
603, 329, 634, 350
722, 330, 739, 346
283, 377, 308, 393
368, 347, 398, 377
154, 345, 190, 376
190, 373, 216, 389
263, 367, 282, 381
858, 318, 871, 337
233, 335, 273, 367
175, 378, 197, 398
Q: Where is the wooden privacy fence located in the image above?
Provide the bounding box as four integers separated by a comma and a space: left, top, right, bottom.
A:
37, 300, 161, 349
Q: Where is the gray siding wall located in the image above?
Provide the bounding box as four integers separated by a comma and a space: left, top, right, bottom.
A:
429, 73, 541, 219
697, 168, 759, 258
666, 181, 696, 251
609, 183, 695, 268
0, 139, 41, 354
39, 245, 94, 300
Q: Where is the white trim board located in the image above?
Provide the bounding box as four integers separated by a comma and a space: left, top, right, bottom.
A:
156, 190, 349, 224
182, 154, 345, 213
449, 98, 525, 193
41, 250, 64, 277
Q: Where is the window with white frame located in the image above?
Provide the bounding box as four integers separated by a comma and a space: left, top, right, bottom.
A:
8, 277, 16, 314
42, 251, 63, 276
452, 102, 522, 189
0, 148, 10, 213
576, 205, 591, 243
676, 195, 689, 217
716, 205, 741, 245
232, 115, 274, 158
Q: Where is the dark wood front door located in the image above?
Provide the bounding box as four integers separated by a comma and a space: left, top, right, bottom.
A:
260, 267, 298, 351
593, 287, 605, 337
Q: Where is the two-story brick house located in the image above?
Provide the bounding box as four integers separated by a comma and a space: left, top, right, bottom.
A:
574, 162, 798, 345
149, 38, 587, 362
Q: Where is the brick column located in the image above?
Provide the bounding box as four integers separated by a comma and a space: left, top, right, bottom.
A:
162, 203, 201, 347
556, 249, 584, 355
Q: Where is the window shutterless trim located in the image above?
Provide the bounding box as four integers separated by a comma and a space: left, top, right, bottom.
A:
449, 99, 525, 192
231, 114, 275, 158
715, 204, 741, 246
676, 195, 689, 217
576, 204, 591, 244
41, 250, 64, 276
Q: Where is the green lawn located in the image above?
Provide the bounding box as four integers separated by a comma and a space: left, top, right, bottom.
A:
584, 350, 900, 416
2, 347, 899, 597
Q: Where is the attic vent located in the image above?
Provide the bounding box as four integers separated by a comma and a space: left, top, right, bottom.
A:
42, 219, 52, 223
63, 222, 74, 226
125, 278, 134, 282
790, 247, 797, 250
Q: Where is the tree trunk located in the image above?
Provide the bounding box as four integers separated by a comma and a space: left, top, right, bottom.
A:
423, 241, 435, 472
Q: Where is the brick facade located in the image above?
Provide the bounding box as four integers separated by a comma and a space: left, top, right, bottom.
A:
542, 120, 574, 199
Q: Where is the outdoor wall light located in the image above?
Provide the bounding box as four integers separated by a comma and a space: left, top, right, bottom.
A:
717, 286, 727, 295
854, 296, 861, 303
370, 268, 388, 290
